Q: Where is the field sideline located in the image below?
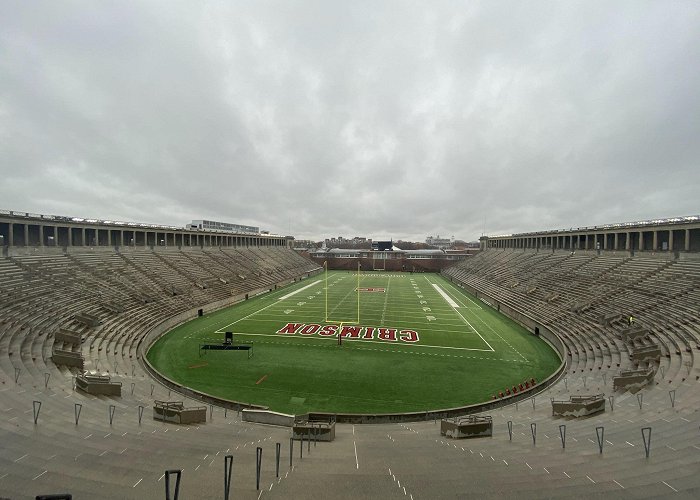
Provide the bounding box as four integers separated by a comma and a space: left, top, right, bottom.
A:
147, 271, 561, 414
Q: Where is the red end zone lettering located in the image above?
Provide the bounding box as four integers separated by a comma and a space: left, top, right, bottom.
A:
275, 323, 420, 343
300, 324, 320, 335
377, 328, 397, 341
339, 326, 361, 339
318, 325, 338, 336
399, 330, 418, 343
277, 323, 303, 334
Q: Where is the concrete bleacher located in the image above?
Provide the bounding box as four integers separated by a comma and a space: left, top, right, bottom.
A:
2, 246, 700, 497
439, 249, 700, 496
0, 245, 322, 498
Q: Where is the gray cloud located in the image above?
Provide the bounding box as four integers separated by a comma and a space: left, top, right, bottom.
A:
1, 1, 698, 242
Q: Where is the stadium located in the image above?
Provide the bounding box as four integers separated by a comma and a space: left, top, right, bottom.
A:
3, 3, 700, 499
1, 210, 700, 498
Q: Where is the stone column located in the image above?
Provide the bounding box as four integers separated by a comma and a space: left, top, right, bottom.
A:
625, 232, 630, 251
39, 225, 45, 246
23, 224, 29, 246
613, 233, 618, 251
652, 231, 658, 251
8, 223, 13, 246
668, 230, 674, 252
685, 229, 690, 252
638, 231, 644, 251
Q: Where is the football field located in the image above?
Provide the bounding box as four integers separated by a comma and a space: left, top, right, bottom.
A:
147, 270, 561, 414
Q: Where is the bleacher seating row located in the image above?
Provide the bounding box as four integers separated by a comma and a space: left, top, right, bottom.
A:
443, 250, 700, 383
1, 247, 700, 498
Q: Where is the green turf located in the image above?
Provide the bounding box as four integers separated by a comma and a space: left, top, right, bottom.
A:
147, 271, 561, 414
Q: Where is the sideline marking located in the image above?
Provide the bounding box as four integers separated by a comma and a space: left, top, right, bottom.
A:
426, 277, 494, 352
431, 284, 459, 308
255, 375, 268, 385
215, 282, 320, 333
429, 276, 528, 362
230, 331, 495, 352
439, 279, 483, 309
278, 281, 322, 301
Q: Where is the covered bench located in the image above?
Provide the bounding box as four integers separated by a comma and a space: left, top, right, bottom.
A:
75, 373, 122, 396
441, 415, 493, 439
551, 394, 605, 417
153, 401, 207, 424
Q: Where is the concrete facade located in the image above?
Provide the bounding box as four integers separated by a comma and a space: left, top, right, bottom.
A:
0, 209, 292, 253
480, 215, 700, 256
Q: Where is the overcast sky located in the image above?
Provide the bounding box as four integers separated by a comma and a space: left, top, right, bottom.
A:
1, 1, 699, 242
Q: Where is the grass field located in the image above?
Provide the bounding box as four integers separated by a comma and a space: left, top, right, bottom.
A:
147, 270, 561, 414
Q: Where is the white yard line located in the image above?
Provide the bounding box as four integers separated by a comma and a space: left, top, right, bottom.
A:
233, 331, 495, 351
380, 276, 392, 325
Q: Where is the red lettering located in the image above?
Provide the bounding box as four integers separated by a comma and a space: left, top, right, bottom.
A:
339, 326, 361, 338
377, 328, 397, 341
300, 324, 320, 335
277, 323, 303, 334
276, 323, 419, 343
399, 330, 419, 343
318, 325, 338, 336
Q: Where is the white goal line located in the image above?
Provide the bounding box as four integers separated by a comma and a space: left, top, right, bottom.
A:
215, 331, 495, 352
